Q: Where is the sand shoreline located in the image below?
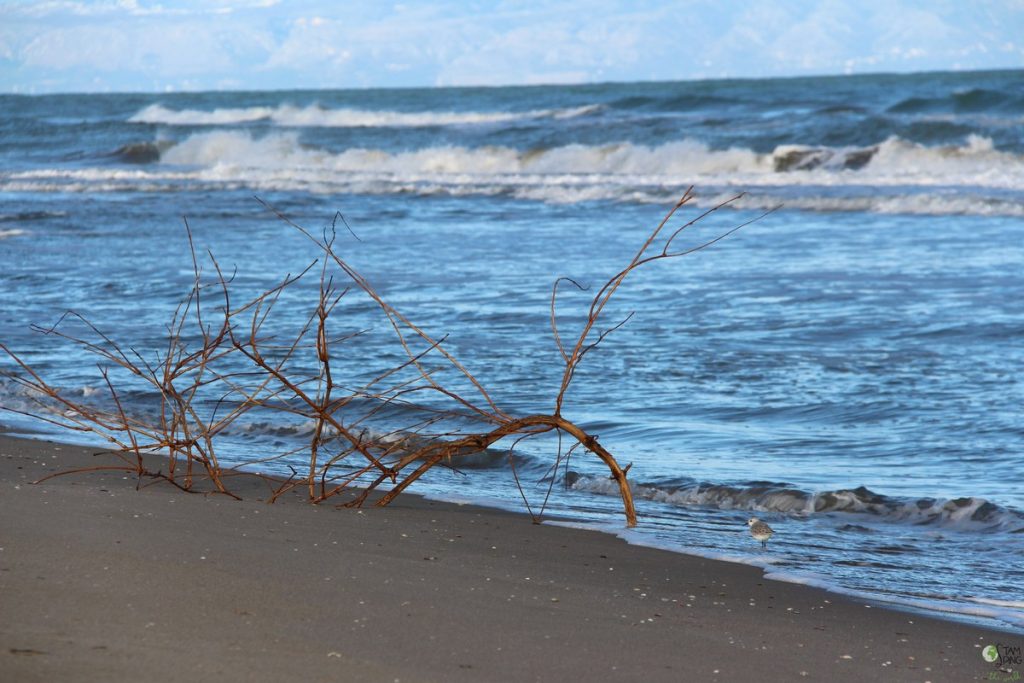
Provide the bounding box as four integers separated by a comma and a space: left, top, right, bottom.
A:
1, 433, 1018, 682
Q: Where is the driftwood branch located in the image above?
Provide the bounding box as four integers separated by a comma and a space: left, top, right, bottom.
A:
1, 192, 765, 527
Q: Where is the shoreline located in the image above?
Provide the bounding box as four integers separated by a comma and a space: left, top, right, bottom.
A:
2, 433, 1019, 682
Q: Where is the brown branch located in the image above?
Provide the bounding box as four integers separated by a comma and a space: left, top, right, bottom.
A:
2, 190, 766, 529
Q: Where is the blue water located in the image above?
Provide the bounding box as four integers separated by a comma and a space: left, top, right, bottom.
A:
2, 70, 1023, 630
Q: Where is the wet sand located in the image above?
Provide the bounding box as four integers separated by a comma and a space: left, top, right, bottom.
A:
1, 433, 1016, 682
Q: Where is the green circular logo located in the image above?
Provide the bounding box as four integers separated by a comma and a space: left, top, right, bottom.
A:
983, 645, 999, 663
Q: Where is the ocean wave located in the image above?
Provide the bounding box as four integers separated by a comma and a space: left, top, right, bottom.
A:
716, 192, 1024, 217
128, 103, 602, 128
0, 228, 30, 239
888, 87, 1024, 114
0, 210, 67, 222
5, 131, 1023, 215
156, 130, 1024, 187
109, 141, 175, 164
567, 473, 1024, 532
220, 419, 533, 471
0, 378, 59, 421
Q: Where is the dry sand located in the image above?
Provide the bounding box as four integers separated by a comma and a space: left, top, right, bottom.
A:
1, 433, 1017, 682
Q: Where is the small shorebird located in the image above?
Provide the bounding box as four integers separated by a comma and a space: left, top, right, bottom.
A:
746, 517, 774, 549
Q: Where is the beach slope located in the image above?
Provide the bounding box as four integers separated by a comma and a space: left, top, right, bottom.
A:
0, 434, 1014, 682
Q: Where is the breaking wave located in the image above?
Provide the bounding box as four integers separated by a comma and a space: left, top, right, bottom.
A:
155, 130, 1024, 190
128, 103, 603, 128
5, 131, 1022, 215
567, 473, 1024, 532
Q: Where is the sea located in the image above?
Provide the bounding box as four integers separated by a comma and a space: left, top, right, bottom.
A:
2, 69, 1023, 631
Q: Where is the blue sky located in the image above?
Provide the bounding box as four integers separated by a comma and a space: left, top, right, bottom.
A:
2, 0, 1022, 93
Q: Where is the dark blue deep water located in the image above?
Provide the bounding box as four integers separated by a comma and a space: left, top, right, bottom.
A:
2, 69, 1023, 629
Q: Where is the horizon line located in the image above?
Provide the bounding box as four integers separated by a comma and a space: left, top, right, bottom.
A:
4, 65, 1022, 98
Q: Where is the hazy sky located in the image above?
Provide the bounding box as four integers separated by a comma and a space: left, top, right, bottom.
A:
2, 0, 1022, 93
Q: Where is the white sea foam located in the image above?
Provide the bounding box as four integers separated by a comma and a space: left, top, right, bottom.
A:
156, 130, 1024, 191
130, 104, 275, 125
160, 131, 766, 176
5, 131, 1023, 215
0, 228, 29, 239
867, 134, 1014, 178
968, 596, 1024, 610
129, 103, 602, 128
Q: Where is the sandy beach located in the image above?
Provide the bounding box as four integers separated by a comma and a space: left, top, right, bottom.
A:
1, 432, 1017, 682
